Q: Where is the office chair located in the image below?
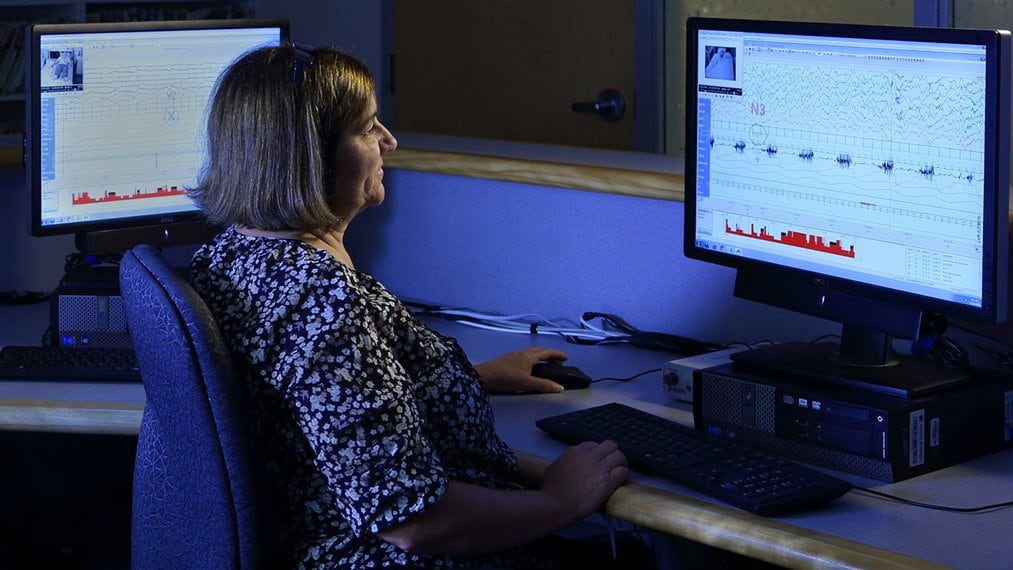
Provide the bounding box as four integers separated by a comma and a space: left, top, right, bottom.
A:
119, 244, 275, 569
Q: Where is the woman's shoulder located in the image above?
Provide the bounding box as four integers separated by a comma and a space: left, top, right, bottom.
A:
194, 227, 364, 296
198, 227, 321, 269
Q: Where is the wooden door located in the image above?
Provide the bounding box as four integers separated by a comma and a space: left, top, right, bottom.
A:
392, 0, 635, 151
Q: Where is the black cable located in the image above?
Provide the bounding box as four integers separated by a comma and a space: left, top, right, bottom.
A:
853, 486, 1013, 514
926, 335, 971, 370
732, 339, 778, 349
592, 367, 662, 384
0, 290, 51, 305
581, 312, 640, 335
63, 251, 122, 274
807, 333, 842, 345
623, 332, 723, 355
582, 312, 725, 355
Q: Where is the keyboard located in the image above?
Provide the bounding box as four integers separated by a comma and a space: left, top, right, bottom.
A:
0, 345, 141, 382
536, 402, 852, 516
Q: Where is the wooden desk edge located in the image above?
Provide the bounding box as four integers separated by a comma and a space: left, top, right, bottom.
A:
515, 451, 945, 570
0, 398, 144, 436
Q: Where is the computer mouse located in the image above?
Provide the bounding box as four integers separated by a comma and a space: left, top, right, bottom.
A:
531, 362, 592, 390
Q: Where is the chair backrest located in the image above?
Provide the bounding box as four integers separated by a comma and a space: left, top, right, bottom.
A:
119, 244, 273, 569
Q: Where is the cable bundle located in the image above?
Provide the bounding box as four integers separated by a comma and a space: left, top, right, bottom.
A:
405, 301, 723, 355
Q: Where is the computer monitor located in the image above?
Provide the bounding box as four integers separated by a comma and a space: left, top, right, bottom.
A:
684, 17, 1010, 395
24, 18, 289, 255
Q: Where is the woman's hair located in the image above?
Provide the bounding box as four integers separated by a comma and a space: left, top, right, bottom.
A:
188, 45, 375, 231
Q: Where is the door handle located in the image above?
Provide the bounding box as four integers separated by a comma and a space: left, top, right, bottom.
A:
571, 89, 626, 121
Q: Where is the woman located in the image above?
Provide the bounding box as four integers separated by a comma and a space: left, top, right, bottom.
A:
188, 45, 629, 568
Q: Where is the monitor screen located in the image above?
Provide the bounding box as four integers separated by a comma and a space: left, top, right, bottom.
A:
684, 18, 1010, 390
24, 19, 288, 252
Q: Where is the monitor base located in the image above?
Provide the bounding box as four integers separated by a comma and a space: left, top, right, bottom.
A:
730, 342, 971, 399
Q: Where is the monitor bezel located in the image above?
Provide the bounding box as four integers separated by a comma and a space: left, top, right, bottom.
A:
24, 18, 290, 241
683, 17, 1010, 331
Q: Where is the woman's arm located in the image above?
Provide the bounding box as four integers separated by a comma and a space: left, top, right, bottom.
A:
377, 440, 628, 555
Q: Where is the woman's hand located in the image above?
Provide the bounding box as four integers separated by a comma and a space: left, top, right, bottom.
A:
541, 440, 629, 518
377, 441, 629, 555
473, 346, 570, 393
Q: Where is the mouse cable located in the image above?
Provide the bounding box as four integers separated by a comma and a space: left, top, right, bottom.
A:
851, 486, 1013, 514
592, 367, 662, 384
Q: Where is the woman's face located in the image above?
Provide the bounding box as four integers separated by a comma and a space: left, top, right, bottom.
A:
329, 97, 398, 223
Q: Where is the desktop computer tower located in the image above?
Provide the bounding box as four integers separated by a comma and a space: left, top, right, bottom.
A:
694, 363, 1013, 482
49, 266, 130, 348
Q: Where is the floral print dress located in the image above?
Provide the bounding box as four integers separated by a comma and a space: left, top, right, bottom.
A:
191, 227, 549, 568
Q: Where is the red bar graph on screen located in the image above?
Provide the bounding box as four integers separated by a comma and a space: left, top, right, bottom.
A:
72, 185, 185, 206
725, 219, 855, 258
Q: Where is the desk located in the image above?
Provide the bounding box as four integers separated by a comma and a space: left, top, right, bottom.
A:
0, 303, 144, 434
2, 309, 1011, 569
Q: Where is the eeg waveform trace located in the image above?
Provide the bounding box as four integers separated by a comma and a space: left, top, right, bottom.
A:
693, 30, 991, 305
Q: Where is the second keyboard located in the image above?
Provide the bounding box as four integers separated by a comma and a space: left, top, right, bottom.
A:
536, 402, 852, 516
0, 345, 141, 382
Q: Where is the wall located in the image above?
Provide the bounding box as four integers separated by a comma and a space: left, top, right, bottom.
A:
348, 169, 836, 347
0, 168, 74, 293
255, 0, 384, 73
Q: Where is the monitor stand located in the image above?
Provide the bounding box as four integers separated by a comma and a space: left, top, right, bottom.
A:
730, 342, 972, 399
